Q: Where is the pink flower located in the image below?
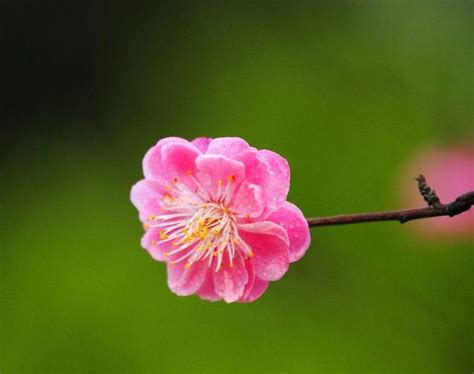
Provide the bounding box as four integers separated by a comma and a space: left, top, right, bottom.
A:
399, 142, 474, 240
130, 137, 311, 303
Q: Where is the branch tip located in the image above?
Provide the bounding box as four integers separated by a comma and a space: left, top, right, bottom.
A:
306, 176, 473, 227
416, 174, 440, 207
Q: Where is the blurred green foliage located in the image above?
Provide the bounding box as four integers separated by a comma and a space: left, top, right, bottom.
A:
1, 1, 472, 373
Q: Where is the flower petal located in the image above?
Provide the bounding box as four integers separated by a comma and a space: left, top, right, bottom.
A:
232, 182, 265, 218
254, 150, 290, 212
140, 228, 171, 262
238, 222, 290, 281
167, 261, 208, 296
196, 138, 290, 213
213, 254, 248, 303
196, 270, 220, 302
239, 277, 269, 303
130, 179, 165, 222
238, 259, 269, 303
143, 138, 200, 182
195, 154, 245, 201
206, 137, 254, 159
130, 179, 163, 211
191, 137, 212, 153
267, 202, 311, 263
237, 149, 290, 214
240, 259, 255, 300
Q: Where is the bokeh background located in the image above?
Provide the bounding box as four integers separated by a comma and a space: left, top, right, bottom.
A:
1, 1, 473, 373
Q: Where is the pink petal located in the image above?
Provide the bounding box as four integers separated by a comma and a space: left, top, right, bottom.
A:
213, 254, 249, 303
140, 228, 171, 262
206, 137, 254, 159
167, 261, 208, 297
191, 137, 212, 153
130, 179, 163, 211
232, 182, 265, 218
254, 150, 290, 212
200, 138, 290, 213
240, 259, 255, 300
137, 199, 161, 223
239, 149, 291, 214
195, 154, 246, 200
196, 271, 220, 302
143, 138, 200, 182
238, 222, 290, 281
238, 259, 270, 303
239, 277, 269, 303
267, 202, 311, 263
130, 179, 164, 222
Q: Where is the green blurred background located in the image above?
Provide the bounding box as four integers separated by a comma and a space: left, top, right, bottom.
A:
1, 1, 473, 373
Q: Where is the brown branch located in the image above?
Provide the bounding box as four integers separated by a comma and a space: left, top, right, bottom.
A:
307, 175, 474, 227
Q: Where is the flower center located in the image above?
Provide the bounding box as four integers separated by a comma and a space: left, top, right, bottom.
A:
145, 174, 253, 271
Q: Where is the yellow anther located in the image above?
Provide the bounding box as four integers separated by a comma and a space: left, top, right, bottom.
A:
159, 229, 169, 240
186, 169, 193, 176
148, 215, 156, 221
172, 241, 178, 247
164, 252, 170, 257
163, 192, 173, 202
151, 240, 157, 246
143, 223, 150, 229
170, 260, 176, 265
212, 251, 219, 257
248, 251, 254, 258
217, 179, 223, 187
227, 175, 235, 182
184, 262, 191, 269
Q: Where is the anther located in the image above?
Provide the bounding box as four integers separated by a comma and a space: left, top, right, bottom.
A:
159, 229, 169, 240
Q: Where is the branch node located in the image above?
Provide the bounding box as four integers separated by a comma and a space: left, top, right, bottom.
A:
446, 191, 474, 217
416, 175, 440, 206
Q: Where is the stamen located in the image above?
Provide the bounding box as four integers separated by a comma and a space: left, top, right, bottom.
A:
159, 229, 169, 240
145, 171, 252, 271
